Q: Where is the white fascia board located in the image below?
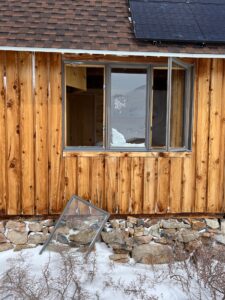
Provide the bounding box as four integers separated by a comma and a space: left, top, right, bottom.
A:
0, 46, 225, 58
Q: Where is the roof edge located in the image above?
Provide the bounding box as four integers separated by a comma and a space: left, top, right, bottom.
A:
0, 46, 225, 58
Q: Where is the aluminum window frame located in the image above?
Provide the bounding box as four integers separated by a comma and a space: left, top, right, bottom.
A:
149, 63, 168, 151
167, 58, 194, 151
62, 58, 194, 152
63, 61, 106, 150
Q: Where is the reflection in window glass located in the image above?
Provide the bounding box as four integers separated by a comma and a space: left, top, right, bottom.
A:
110, 68, 147, 147
170, 63, 185, 148
66, 66, 104, 147
151, 68, 167, 148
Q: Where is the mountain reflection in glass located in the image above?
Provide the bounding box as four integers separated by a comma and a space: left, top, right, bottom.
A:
110, 68, 147, 147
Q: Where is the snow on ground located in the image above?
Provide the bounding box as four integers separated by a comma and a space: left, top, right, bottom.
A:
0, 243, 211, 300
111, 128, 145, 147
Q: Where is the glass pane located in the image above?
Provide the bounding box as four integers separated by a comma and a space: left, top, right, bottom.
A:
65, 66, 104, 147
151, 68, 167, 148
40, 196, 109, 254
110, 68, 147, 147
170, 63, 185, 148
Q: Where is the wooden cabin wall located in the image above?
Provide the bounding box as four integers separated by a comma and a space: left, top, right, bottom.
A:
0, 51, 224, 216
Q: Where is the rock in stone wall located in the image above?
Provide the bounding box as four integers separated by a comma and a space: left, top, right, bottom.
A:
0, 219, 55, 252
101, 217, 225, 264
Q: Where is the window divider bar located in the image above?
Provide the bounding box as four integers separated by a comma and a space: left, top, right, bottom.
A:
166, 57, 172, 151
189, 66, 195, 150
105, 65, 111, 150
184, 67, 191, 149
146, 65, 152, 151
62, 59, 66, 150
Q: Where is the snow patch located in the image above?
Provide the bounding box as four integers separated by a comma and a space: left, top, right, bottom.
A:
111, 128, 145, 147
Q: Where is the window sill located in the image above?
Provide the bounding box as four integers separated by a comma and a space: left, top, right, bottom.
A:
63, 150, 192, 158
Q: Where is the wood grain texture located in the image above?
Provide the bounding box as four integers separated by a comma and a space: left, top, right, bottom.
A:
63, 54, 194, 65
169, 158, 182, 213
64, 157, 77, 206
170, 69, 185, 148
77, 157, 91, 200
143, 158, 157, 213
63, 151, 191, 158
156, 158, 170, 213
35, 53, 49, 214
195, 59, 211, 212
130, 157, 144, 214
105, 157, 118, 213
182, 60, 199, 213
5, 52, 20, 215
0, 53, 224, 216
118, 157, 131, 213
221, 61, 225, 211
0, 51, 7, 215
49, 53, 64, 213
207, 59, 224, 212
91, 156, 105, 208
19, 52, 34, 214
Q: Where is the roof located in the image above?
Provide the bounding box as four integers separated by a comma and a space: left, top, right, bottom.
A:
130, 0, 225, 44
1, 0, 225, 56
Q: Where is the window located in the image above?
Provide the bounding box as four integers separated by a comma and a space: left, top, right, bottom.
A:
151, 67, 167, 148
64, 58, 193, 151
110, 68, 147, 148
65, 65, 104, 147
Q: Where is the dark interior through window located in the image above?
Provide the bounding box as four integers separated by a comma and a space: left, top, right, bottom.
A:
151, 68, 167, 148
66, 66, 104, 147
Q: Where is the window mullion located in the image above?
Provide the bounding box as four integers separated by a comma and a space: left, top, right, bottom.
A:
184, 66, 191, 149
166, 57, 172, 151
105, 65, 111, 150
146, 65, 151, 151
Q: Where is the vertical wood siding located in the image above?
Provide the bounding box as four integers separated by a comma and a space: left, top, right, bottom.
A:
5, 52, 20, 214
0, 52, 224, 215
35, 52, 49, 214
0, 52, 6, 215
19, 52, 34, 214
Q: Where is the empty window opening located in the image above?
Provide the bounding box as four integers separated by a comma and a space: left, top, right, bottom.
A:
170, 62, 185, 148
151, 68, 167, 148
65, 66, 104, 147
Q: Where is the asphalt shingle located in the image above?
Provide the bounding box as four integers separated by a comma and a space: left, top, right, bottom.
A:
0, 0, 224, 54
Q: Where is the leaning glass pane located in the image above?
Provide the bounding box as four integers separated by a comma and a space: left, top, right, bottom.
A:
170, 63, 185, 148
151, 68, 167, 148
40, 195, 109, 254
110, 68, 147, 148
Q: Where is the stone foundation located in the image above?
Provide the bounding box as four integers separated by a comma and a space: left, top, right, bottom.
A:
0, 219, 55, 252
102, 217, 225, 264
1, 217, 225, 264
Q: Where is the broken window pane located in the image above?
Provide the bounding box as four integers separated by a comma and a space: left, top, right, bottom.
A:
40, 196, 110, 254
110, 68, 147, 147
